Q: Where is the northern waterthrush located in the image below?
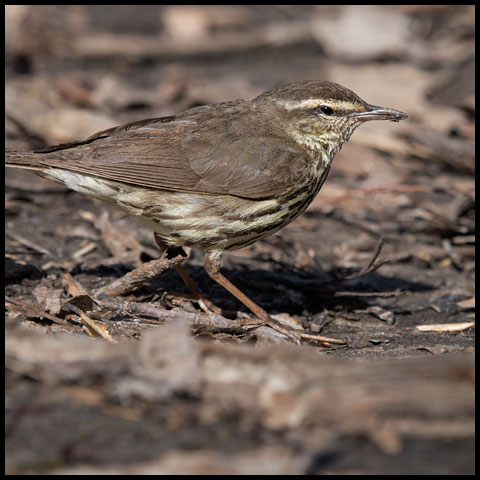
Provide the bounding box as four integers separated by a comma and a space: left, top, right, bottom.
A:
5, 80, 407, 337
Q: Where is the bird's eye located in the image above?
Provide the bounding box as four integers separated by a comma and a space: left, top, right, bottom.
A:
318, 105, 335, 116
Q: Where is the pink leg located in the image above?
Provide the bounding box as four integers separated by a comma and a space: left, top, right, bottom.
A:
204, 250, 299, 341
154, 233, 223, 314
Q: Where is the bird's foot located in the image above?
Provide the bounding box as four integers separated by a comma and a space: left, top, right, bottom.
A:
250, 311, 302, 345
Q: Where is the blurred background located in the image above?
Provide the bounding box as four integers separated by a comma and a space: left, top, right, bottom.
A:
5, 5, 474, 475
5, 5, 474, 147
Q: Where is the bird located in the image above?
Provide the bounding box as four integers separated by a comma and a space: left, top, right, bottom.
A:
5, 80, 407, 338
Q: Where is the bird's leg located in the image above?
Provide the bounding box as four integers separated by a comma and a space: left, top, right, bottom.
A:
153, 233, 223, 314
204, 250, 299, 341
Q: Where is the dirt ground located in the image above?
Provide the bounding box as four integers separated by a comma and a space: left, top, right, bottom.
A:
5, 5, 474, 475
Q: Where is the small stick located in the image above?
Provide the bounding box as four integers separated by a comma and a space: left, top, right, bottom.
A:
96, 253, 186, 296
299, 332, 346, 345
61, 301, 117, 343
6, 231, 52, 256
97, 296, 260, 330
334, 290, 404, 298
328, 236, 389, 284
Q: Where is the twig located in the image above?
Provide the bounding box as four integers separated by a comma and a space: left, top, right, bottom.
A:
96, 253, 186, 296
324, 184, 433, 199
6, 231, 52, 256
97, 296, 259, 330
334, 290, 405, 298
72, 241, 97, 260
97, 297, 345, 346
327, 236, 389, 284
365, 236, 385, 272
299, 332, 346, 345
61, 301, 117, 343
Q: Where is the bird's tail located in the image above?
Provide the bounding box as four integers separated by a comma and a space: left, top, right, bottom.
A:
5, 151, 45, 171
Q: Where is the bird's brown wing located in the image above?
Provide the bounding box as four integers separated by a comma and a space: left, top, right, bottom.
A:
13, 109, 309, 200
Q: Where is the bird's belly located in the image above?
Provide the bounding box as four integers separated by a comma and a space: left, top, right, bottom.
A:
130, 190, 287, 251
114, 159, 331, 251
136, 180, 326, 252
44, 168, 329, 252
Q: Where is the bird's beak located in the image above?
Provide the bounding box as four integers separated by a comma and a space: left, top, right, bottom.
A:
351, 104, 408, 123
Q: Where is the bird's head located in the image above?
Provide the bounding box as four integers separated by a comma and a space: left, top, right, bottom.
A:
254, 80, 407, 157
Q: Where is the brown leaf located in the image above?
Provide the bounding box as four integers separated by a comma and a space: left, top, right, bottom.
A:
32, 285, 63, 315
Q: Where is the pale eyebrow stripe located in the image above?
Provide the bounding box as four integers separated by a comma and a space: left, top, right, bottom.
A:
278, 99, 362, 111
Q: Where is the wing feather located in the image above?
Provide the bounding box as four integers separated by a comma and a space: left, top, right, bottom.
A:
25, 105, 308, 199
